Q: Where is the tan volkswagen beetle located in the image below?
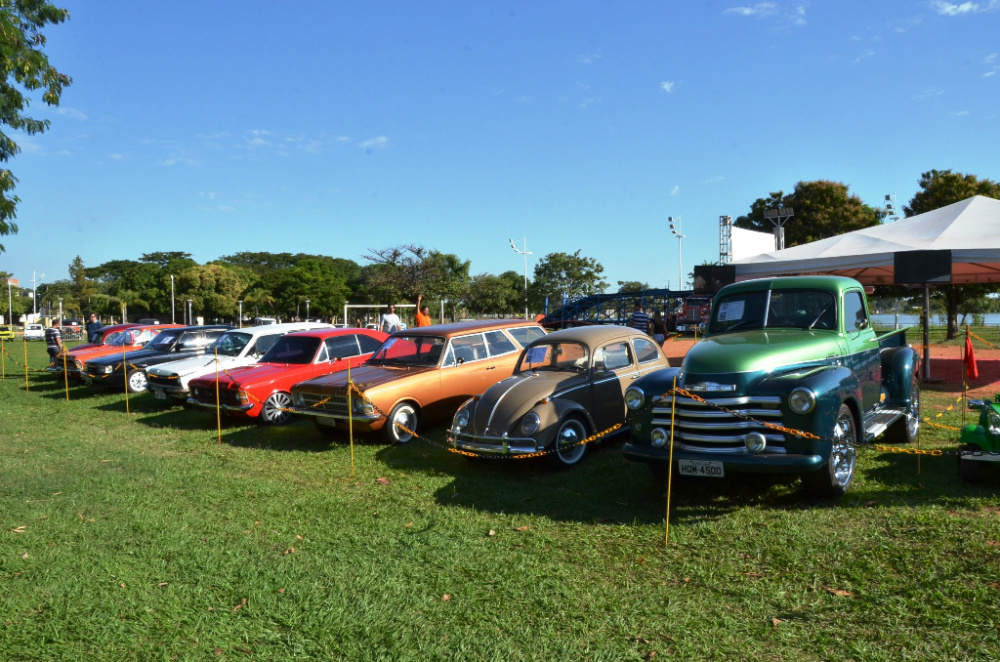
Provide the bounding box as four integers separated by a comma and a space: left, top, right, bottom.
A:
448, 325, 672, 467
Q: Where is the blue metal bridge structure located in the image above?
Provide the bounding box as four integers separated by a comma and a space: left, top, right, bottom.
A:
539, 289, 696, 329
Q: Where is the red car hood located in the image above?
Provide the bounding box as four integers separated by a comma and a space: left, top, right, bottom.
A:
190, 361, 324, 390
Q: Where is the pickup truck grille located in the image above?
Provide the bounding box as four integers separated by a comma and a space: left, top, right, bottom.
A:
296, 393, 350, 416
652, 395, 787, 453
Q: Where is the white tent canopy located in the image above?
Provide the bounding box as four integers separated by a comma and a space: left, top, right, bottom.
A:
732, 196, 1000, 285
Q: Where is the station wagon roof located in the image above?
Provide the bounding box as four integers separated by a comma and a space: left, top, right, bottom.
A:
531, 324, 650, 347
389, 318, 541, 338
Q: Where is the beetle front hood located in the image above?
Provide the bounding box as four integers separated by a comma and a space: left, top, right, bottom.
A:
684, 330, 844, 375
472, 370, 587, 434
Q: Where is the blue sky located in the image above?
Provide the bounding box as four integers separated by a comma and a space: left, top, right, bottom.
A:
2, 0, 998, 294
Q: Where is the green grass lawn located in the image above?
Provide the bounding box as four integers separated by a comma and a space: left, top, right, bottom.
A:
2, 340, 999, 661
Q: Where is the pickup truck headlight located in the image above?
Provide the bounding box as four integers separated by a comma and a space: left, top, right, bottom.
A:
788, 387, 816, 414
520, 412, 540, 436
624, 387, 645, 410
650, 427, 668, 447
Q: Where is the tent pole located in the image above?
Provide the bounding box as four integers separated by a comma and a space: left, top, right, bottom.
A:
922, 284, 931, 382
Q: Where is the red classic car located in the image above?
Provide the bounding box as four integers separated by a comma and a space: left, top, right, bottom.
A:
47, 323, 182, 379
186, 327, 389, 425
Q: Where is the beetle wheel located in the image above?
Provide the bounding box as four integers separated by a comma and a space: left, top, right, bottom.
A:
548, 416, 589, 468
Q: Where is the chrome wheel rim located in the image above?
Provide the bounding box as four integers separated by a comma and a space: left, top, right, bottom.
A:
391, 406, 416, 443
831, 409, 856, 487
263, 392, 292, 425
128, 370, 147, 393
554, 419, 587, 465
907, 380, 920, 439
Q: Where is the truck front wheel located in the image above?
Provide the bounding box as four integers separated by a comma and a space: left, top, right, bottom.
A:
803, 404, 857, 497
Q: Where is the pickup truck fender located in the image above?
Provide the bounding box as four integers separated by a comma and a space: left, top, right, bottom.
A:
879, 345, 920, 407
755, 365, 861, 456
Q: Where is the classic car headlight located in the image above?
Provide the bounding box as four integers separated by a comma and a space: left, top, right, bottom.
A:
75, 359, 84, 370
292, 392, 304, 406
102, 365, 113, 374
650, 427, 668, 447
788, 387, 816, 414
452, 408, 470, 431
520, 412, 540, 436
624, 387, 645, 410
352, 398, 372, 414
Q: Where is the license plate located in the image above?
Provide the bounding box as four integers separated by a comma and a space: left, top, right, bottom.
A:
153, 389, 166, 400
677, 459, 724, 478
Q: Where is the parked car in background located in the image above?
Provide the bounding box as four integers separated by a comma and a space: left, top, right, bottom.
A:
23, 323, 45, 341
83, 325, 231, 393
448, 326, 672, 467
146, 322, 332, 404
47, 323, 178, 380
289, 319, 546, 443
0, 325, 14, 341
187, 328, 388, 425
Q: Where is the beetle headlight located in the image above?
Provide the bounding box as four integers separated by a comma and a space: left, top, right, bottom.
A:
625, 387, 645, 410
788, 387, 816, 414
650, 427, 668, 447
452, 408, 470, 431
520, 412, 540, 436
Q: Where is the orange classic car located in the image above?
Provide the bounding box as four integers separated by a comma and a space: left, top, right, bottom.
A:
289, 319, 546, 443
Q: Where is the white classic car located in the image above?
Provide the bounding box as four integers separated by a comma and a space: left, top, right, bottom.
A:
145, 322, 331, 403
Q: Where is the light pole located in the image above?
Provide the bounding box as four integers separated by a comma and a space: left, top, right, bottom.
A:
30, 271, 43, 319
509, 237, 532, 319
170, 275, 175, 323
7, 279, 12, 326
58, 298, 63, 330
763, 207, 795, 250
187, 299, 193, 326
668, 217, 684, 290
238, 300, 243, 328
305, 299, 310, 321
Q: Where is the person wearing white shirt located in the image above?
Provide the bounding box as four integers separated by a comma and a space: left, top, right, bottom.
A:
380, 304, 402, 334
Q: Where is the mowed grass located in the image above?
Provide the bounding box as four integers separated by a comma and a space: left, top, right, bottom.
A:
2, 341, 1000, 661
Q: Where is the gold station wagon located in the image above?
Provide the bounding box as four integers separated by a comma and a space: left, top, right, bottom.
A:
289, 319, 546, 443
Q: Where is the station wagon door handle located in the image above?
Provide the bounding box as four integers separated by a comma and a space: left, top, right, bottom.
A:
486, 366, 496, 370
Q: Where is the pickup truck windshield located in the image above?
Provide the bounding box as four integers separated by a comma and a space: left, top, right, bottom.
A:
709, 289, 837, 334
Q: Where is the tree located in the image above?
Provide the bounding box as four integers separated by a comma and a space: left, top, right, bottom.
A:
464, 272, 522, 316
617, 281, 649, 293
904, 169, 1000, 339
362, 245, 470, 313
734, 180, 880, 248
177, 263, 250, 321
68, 255, 97, 313
0, 2, 71, 252
530, 250, 608, 308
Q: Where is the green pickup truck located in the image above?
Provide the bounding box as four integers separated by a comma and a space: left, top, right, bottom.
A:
623, 276, 921, 497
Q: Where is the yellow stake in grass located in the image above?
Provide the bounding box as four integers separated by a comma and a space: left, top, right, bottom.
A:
348, 362, 355, 478
123, 341, 129, 414
665, 375, 678, 547
23, 336, 29, 392
215, 348, 222, 444
63, 344, 70, 401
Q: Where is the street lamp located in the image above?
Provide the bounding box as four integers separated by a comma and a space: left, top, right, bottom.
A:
170, 274, 175, 323
763, 207, 795, 250
58, 298, 63, 329
668, 216, 684, 290
305, 299, 310, 321
509, 237, 532, 320
238, 300, 243, 328
7, 278, 12, 326
31, 271, 43, 319
187, 299, 193, 326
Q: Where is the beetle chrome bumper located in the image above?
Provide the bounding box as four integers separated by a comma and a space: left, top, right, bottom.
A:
448, 431, 544, 456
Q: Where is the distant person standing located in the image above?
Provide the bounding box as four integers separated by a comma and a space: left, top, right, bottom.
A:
628, 303, 650, 334
650, 310, 667, 345
415, 294, 432, 327
45, 324, 63, 362
86, 313, 103, 343
380, 304, 402, 334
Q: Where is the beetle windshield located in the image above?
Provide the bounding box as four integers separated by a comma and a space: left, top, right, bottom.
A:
369, 335, 446, 366
710, 289, 837, 333
516, 342, 589, 373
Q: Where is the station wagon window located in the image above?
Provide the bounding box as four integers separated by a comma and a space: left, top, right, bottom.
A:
254, 334, 283, 356
633, 337, 660, 363
370, 335, 446, 366
844, 291, 868, 333
484, 330, 518, 357
262, 336, 322, 364
451, 333, 488, 363
149, 330, 182, 351
517, 341, 588, 373
325, 334, 361, 359
507, 326, 546, 347
595, 342, 633, 371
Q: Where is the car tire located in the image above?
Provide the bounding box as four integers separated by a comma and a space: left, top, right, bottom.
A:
802, 404, 857, 497
547, 415, 589, 469
958, 444, 981, 483
126, 369, 148, 394
383, 403, 418, 444
260, 392, 293, 426
886, 377, 920, 444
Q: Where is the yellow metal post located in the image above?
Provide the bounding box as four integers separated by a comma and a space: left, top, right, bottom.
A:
665, 376, 678, 546
348, 362, 355, 478
215, 348, 222, 444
